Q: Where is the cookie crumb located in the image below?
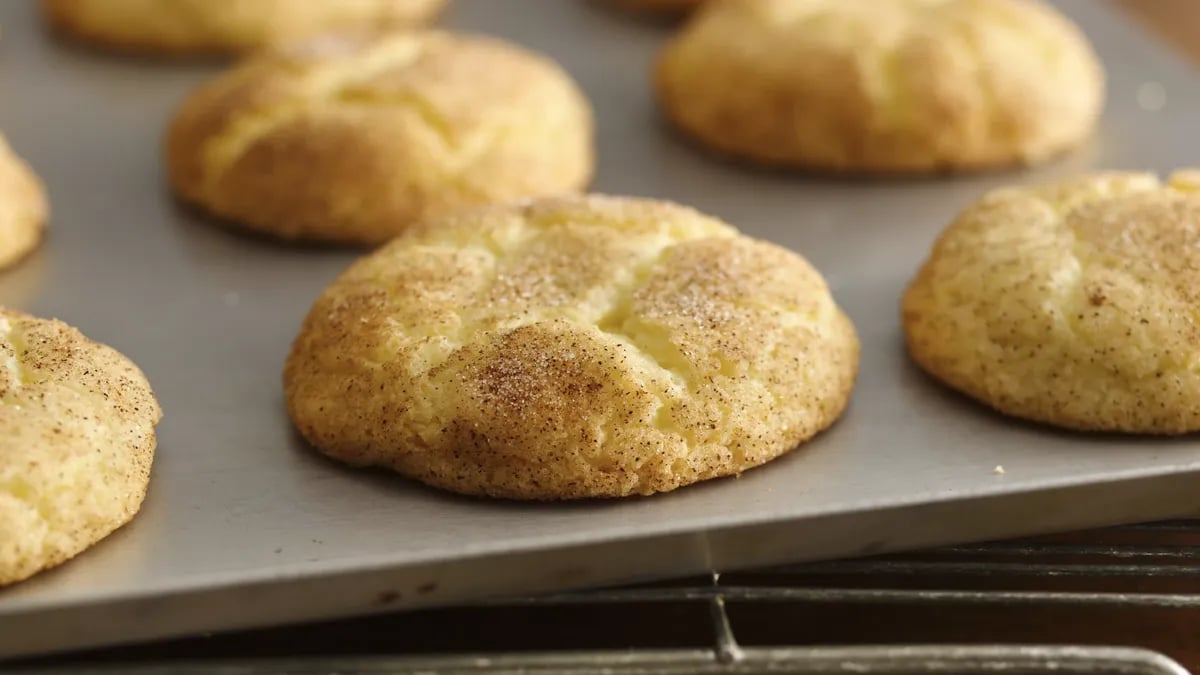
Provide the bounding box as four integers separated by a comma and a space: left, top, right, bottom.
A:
993, 465, 1005, 475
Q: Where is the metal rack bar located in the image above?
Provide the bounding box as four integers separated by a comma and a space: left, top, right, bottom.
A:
931, 544, 1200, 558
708, 572, 744, 665
1117, 522, 1200, 533
484, 584, 1200, 609
11, 646, 1190, 675
766, 561, 1200, 577
16, 521, 1200, 674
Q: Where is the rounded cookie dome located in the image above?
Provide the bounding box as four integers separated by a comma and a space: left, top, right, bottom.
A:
656, 0, 1103, 173
285, 195, 859, 499
0, 135, 47, 272
167, 30, 594, 245
1, 309, 161, 585
904, 170, 1200, 433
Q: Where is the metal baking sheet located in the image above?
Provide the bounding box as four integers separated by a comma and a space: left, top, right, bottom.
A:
1, 0, 1198, 660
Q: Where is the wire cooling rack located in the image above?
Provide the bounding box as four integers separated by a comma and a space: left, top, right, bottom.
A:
13, 520, 1200, 674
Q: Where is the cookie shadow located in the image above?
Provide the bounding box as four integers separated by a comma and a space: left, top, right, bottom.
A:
651, 112, 1093, 191
0, 242, 50, 311
284, 423, 760, 510
896, 342, 1200, 446
39, 22, 236, 69
169, 196, 372, 257
583, 0, 694, 26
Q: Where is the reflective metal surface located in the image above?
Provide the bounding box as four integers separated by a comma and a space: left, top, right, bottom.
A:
8, 647, 1192, 675
14, 520, 1200, 671
0, 0, 1198, 660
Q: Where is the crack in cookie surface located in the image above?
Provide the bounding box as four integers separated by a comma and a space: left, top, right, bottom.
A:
904, 170, 1200, 433
285, 195, 859, 498
199, 35, 433, 195
169, 30, 594, 244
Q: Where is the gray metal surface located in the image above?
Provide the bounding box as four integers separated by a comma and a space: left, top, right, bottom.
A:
0, 0, 1197, 660
18, 520, 1200, 672
9, 647, 1193, 675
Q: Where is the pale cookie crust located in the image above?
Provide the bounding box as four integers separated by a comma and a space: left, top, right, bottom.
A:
40, 0, 446, 55
656, 0, 1104, 173
285, 195, 859, 499
0, 135, 47, 272
904, 170, 1200, 434
0, 309, 161, 586
167, 30, 594, 245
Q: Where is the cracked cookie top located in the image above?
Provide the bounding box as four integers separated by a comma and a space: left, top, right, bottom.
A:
284, 195, 859, 499
166, 30, 594, 244
0, 134, 47, 272
0, 308, 161, 585
655, 0, 1103, 173
41, 0, 446, 55
903, 170, 1200, 433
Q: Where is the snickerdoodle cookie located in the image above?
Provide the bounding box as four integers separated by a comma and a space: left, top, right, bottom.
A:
167, 30, 594, 245
0, 135, 47, 272
0, 308, 161, 585
285, 195, 859, 499
656, 0, 1104, 173
904, 170, 1200, 433
40, 0, 446, 55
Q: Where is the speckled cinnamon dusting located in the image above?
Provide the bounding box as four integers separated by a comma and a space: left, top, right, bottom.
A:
285, 195, 859, 499
0, 308, 161, 585
904, 170, 1200, 433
